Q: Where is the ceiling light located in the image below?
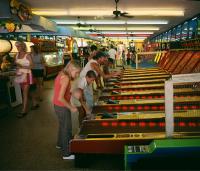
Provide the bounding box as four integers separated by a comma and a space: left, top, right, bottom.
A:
127, 27, 159, 31
127, 20, 168, 24
32, 10, 68, 16
32, 8, 184, 17
73, 26, 159, 31
85, 31, 154, 35
86, 20, 126, 25
107, 37, 147, 40
97, 31, 154, 34
126, 9, 184, 16
54, 20, 81, 24
54, 20, 168, 25
192, 17, 197, 20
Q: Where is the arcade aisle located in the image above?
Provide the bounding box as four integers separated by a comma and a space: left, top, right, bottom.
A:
0, 80, 123, 170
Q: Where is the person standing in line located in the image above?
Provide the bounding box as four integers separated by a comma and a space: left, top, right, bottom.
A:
80, 51, 120, 114
30, 45, 45, 104
122, 50, 126, 69
102, 57, 115, 82
15, 41, 33, 117
108, 44, 117, 68
72, 40, 79, 63
82, 47, 90, 67
53, 61, 81, 160
87, 44, 98, 61
127, 50, 131, 65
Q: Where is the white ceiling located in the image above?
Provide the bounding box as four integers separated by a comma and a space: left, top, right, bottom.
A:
22, 0, 200, 37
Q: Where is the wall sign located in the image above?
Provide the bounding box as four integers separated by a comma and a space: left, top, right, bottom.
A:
10, 0, 32, 22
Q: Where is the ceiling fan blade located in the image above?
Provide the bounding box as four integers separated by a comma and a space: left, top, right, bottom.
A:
120, 11, 134, 18
76, 23, 81, 27
121, 12, 128, 15
89, 29, 95, 32
122, 15, 134, 18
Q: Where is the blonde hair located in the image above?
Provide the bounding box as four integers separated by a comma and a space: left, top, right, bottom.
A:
64, 61, 81, 70
15, 41, 27, 52
63, 61, 81, 76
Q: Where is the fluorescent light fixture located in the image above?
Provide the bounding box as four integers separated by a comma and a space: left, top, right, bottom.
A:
54, 20, 125, 25
54, 20, 168, 25
192, 17, 197, 20
97, 31, 154, 34
73, 26, 159, 31
54, 20, 81, 24
128, 27, 159, 31
32, 10, 68, 16
98, 36, 147, 39
86, 20, 126, 25
107, 37, 147, 40
126, 9, 184, 16
85, 31, 154, 35
127, 20, 168, 24
32, 8, 184, 17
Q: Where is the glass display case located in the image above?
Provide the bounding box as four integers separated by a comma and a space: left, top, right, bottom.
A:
43, 51, 63, 78
30, 37, 64, 78
43, 52, 63, 66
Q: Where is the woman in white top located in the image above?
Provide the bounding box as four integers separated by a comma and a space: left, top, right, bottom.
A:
15, 41, 33, 117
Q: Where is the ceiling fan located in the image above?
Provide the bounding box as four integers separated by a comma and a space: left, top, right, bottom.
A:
88, 28, 98, 32
113, 0, 133, 18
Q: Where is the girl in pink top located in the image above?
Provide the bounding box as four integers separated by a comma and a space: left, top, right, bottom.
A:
53, 61, 81, 159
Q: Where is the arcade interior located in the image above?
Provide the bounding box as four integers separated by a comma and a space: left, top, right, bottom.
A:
0, 0, 200, 170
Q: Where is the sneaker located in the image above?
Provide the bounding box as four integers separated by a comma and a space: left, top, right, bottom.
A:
62, 155, 75, 160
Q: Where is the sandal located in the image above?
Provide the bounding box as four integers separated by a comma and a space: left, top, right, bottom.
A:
17, 112, 27, 118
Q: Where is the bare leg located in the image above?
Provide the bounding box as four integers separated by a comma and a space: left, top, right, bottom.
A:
21, 84, 30, 113
35, 77, 43, 101
30, 87, 38, 108
37, 77, 43, 100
